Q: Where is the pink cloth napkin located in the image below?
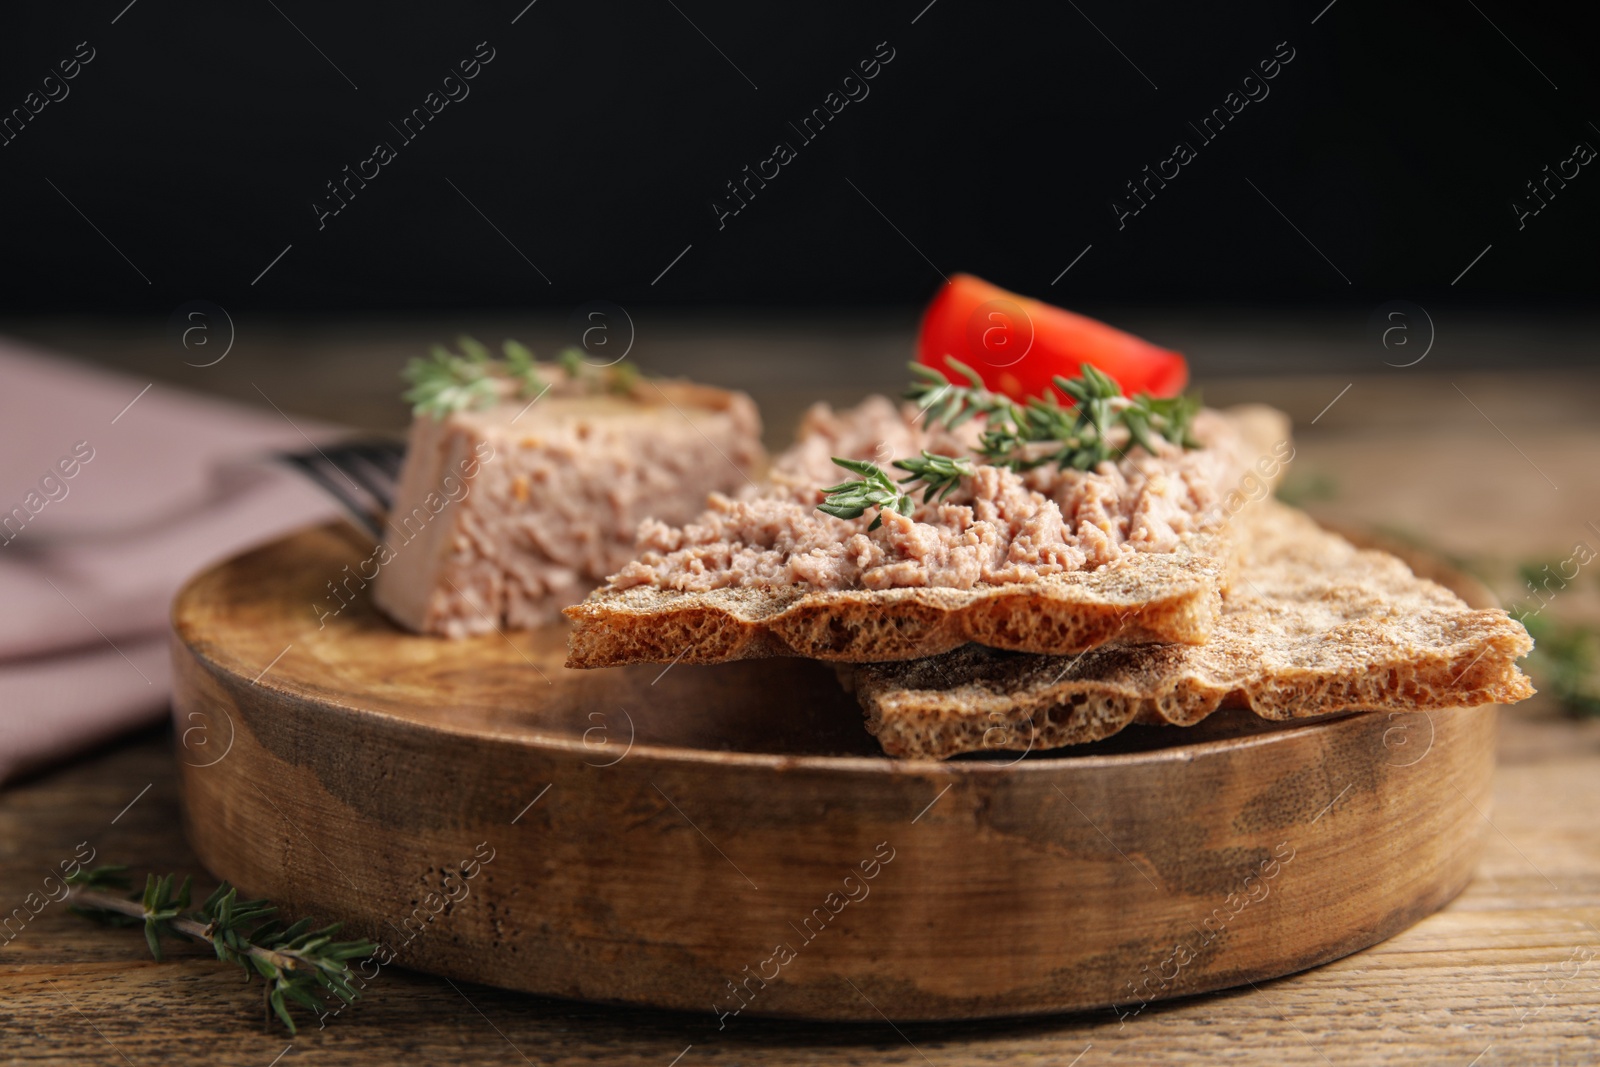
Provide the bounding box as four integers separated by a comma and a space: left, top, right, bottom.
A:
0, 342, 345, 784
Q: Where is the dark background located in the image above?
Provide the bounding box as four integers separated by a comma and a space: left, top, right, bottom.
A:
0, 0, 1595, 316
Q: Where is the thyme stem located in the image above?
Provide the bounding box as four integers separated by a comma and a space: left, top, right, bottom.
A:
66, 866, 376, 1034
904, 357, 1201, 471
64, 886, 303, 975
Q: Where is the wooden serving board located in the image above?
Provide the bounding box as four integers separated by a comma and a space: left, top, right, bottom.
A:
171, 522, 1497, 1022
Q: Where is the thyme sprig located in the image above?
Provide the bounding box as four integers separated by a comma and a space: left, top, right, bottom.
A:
906, 359, 1016, 430
822, 358, 1201, 525
501, 339, 544, 396
402, 337, 638, 418
817, 458, 913, 530
402, 340, 500, 418
895, 451, 977, 504
1524, 614, 1600, 717
905, 356, 1200, 472
66, 865, 376, 1034
817, 452, 976, 529
557, 346, 641, 396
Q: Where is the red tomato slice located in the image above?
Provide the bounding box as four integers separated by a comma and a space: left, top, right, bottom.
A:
916, 274, 1188, 403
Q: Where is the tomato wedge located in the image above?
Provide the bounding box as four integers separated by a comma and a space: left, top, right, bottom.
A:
916, 274, 1188, 403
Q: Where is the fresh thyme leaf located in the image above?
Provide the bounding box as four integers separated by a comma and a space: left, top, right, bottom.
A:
1127, 391, 1203, 450
65, 864, 130, 890
905, 357, 1019, 432
893, 451, 976, 504
1053, 364, 1121, 466
818, 457, 915, 531
136, 872, 192, 961
67, 864, 379, 1035
817, 453, 978, 528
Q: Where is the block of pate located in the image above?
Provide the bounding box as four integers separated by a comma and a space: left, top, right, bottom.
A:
373, 370, 763, 636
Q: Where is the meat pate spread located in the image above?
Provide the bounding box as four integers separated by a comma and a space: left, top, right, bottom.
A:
608, 396, 1253, 594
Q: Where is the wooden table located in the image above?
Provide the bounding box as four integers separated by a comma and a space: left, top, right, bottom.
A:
3, 324, 1599, 1064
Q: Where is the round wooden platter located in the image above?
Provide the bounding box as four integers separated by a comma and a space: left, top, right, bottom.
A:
171, 521, 1497, 1022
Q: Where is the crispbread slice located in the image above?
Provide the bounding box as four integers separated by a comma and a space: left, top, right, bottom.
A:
847, 501, 1535, 759
564, 530, 1227, 667
563, 401, 1290, 669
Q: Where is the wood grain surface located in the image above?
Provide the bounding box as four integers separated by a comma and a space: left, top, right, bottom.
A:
164, 520, 1503, 1022
2, 721, 1596, 1066
4, 357, 1600, 1064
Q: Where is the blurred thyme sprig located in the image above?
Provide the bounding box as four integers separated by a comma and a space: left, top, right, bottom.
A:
558, 347, 586, 379
402, 337, 637, 418
402, 340, 500, 418
501, 339, 545, 397
66, 865, 376, 1034
1523, 614, 1600, 717
905, 356, 1200, 471
557, 346, 640, 396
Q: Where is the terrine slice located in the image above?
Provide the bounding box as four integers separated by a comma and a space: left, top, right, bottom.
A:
372, 366, 763, 636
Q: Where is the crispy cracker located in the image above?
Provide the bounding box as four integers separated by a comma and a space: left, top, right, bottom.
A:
564, 534, 1227, 666
563, 404, 1290, 669
847, 501, 1534, 759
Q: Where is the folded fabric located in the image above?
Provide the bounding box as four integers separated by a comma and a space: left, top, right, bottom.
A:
0, 341, 344, 784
